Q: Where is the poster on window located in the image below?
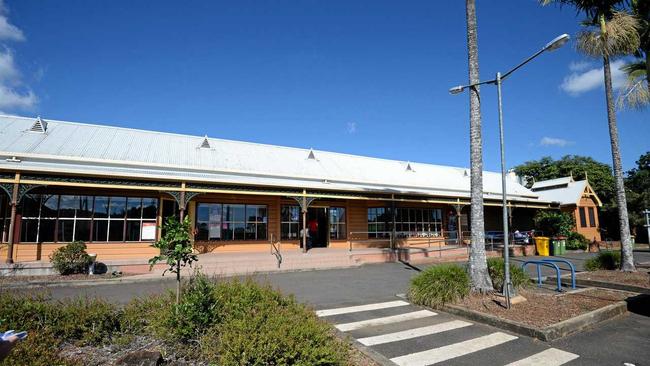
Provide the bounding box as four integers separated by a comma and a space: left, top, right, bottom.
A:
142, 222, 157, 240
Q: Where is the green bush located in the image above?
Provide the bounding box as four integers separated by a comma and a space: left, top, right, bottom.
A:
408, 264, 470, 308
487, 257, 529, 291
566, 232, 589, 250
534, 210, 574, 237
585, 251, 621, 271
200, 279, 349, 365
50, 241, 92, 275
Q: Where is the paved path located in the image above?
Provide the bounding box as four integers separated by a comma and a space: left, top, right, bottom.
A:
17, 255, 650, 366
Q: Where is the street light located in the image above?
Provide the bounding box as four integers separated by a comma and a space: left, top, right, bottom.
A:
450, 33, 569, 309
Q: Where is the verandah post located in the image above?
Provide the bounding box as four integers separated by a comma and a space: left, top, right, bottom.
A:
302, 191, 307, 253
5, 172, 19, 264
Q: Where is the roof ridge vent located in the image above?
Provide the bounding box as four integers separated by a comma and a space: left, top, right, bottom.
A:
199, 135, 211, 149
307, 148, 317, 160
463, 169, 469, 177
30, 116, 47, 133
405, 161, 415, 172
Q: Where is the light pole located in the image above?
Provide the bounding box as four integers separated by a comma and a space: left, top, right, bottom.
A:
450, 33, 570, 309
644, 209, 650, 246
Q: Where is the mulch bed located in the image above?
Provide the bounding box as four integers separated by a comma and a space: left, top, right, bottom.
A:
577, 270, 650, 289
0, 272, 135, 284
455, 288, 630, 328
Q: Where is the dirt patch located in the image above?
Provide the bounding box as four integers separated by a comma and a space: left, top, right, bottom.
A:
455, 288, 630, 328
577, 270, 650, 289
0, 272, 135, 284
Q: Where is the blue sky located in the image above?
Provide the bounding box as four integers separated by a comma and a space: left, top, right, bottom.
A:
2, 0, 648, 171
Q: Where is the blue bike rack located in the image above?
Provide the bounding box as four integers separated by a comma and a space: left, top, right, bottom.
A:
521, 260, 563, 292
541, 258, 576, 289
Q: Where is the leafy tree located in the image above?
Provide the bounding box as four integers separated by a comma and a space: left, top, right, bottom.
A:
540, 0, 638, 271
626, 151, 650, 243
149, 216, 197, 304
464, 0, 493, 293
513, 155, 615, 203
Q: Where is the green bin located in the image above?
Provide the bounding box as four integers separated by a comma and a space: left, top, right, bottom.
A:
559, 239, 566, 255
550, 239, 561, 256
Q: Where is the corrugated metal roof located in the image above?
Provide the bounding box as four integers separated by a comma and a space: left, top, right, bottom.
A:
531, 176, 573, 189
531, 177, 587, 205
0, 115, 541, 201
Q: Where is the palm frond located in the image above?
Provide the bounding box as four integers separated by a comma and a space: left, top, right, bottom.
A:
621, 60, 647, 79
617, 78, 650, 109
577, 12, 640, 57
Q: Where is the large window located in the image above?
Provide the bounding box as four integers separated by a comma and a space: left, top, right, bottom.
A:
367, 207, 444, 239
19, 194, 159, 243
578, 207, 587, 228
368, 207, 391, 238
0, 195, 11, 243
281, 205, 300, 240
195, 203, 267, 241
394, 208, 443, 236
588, 207, 596, 228
329, 207, 346, 240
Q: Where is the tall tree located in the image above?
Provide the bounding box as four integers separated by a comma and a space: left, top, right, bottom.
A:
465, 0, 493, 292
619, 0, 649, 108
541, 0, 640, 271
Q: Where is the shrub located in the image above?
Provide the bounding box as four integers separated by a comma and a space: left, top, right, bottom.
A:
408, 264, 470, 308
566, 232, 589, 250
585, 251, 621, 271
534, 210, 574, 237
50, 241, 92, 275
487, 257, 529, 291
166, 272, 220, 342
199, 279, 348, 365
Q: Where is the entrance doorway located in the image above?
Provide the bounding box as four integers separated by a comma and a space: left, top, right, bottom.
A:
307, 207, 329, 248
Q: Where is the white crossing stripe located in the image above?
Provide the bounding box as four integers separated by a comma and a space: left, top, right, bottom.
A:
504, 348, 579, 366
390, 332, 518, 366
357, 320, 472, 346
335, 310, 436, 332
315, 300, 409, 317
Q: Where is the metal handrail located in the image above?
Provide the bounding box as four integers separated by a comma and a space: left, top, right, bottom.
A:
541, 258, 576, 289
269, 234, 282, 269
521, 260, 563, 292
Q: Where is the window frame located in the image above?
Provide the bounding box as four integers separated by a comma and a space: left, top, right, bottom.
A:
578, 207, 587, 228
587, 207, 596, 228
195, 202, 268, 241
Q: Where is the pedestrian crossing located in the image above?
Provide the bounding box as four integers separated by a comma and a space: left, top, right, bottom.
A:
316, 299, 580, 366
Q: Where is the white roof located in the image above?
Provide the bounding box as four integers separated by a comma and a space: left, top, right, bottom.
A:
531, 176, 573, 190
0, 115, 541, 201
531, 176, 589, 206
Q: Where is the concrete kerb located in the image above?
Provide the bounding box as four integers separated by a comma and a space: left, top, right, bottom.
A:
442, 300, 628, 342
548, 275, 650, 295
332, 328, 396, 366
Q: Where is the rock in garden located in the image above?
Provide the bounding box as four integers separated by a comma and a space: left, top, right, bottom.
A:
115, 350, 163, 366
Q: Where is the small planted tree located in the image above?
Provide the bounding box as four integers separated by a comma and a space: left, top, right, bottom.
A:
149, 216, 197, 304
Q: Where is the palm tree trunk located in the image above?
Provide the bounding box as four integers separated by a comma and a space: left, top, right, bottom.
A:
465, 0, 493, 292
603, 55, 636, 272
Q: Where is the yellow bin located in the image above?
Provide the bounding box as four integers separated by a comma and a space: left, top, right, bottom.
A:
535, 237, 550, 256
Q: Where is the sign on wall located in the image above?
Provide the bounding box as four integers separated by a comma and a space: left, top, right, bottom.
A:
142, 222, 157, 240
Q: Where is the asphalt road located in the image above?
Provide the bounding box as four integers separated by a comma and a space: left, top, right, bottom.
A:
14, 253, 650, 366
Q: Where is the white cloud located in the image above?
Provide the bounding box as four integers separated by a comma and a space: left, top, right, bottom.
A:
0, 1, 24, 41
560, 60, 626, 96
568, 61, 592, 72
540, 137, 573, 147
346, 121, 357, 134
0, 1, 37, 111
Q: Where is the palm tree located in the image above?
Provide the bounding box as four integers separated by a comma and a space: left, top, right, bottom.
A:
541, 0, 639, 271
465, 0, 493, 292
619, 0, 649, 108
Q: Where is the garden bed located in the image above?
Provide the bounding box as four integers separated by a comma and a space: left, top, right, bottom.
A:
0, 274, 375, 366
455, 288, 628, 328
576, 270, 650, 289
445, 287, 630, 341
